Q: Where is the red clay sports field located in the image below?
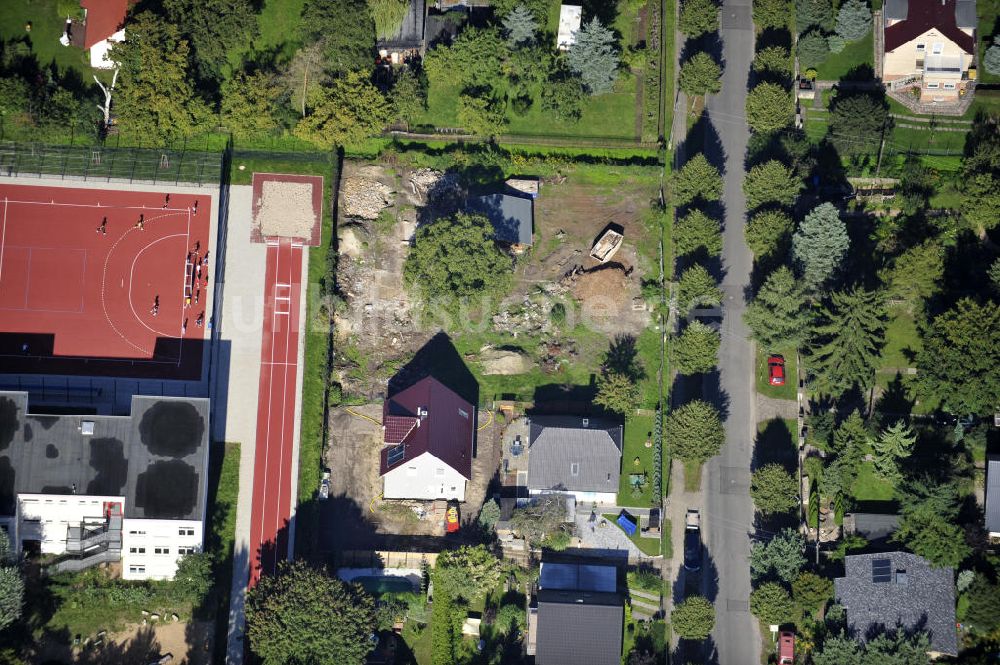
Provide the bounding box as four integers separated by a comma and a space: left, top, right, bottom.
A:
0, 183, 210, 379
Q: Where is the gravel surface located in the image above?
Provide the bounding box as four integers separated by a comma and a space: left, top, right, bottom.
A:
256, 181, 316, 238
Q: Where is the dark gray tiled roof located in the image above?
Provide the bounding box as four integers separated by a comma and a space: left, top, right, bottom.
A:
852, 512, 900, 542
527, 416, 622, 494
0, 392, 209, 521
535, 589, 623, 665
987, 455, 1000, 534
834, 551, 957, 656
466, 193, 534, 246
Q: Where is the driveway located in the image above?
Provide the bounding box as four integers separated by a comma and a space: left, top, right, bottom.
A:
701, 0, 762, 661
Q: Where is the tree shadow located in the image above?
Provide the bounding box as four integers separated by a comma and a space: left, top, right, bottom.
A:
602, 334, 647, 382
388, 332, 480, 408
873, 372, 915, 424
752, 417, 797, 472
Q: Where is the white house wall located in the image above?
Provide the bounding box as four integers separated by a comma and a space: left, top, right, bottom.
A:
122, 518, 204, 580
529, 488, 617, 506
16, 493, 123, 555
383, 452, 467, 501
88, 29, 124, 69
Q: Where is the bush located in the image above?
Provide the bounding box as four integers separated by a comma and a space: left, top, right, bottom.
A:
750, 582, 795, 625
986, 42, 1000, 76
835, 0, 871, 41
495, 602, 527, 635
827, 34, 846, 53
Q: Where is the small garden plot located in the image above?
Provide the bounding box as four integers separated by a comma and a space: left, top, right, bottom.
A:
618, 413, 659, 506
813, 31, 874, 81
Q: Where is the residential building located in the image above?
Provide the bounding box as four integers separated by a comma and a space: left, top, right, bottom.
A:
79, 0, 128, 69
526, 416, 622, 504
986, 455, 1000, 541
531, 562, 624, 665
557, 4, 583, 50
834, 551, 958, 657
466, 191, 534, 251
0, 391, 209, 580
379, 377, 475, 501
882, 0, 977, 102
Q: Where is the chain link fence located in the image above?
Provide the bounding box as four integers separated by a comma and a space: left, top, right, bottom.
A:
0, 141, 224, 187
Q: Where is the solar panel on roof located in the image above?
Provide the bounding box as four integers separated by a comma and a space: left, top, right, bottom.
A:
387, 443, 406, 467
872, 558, 892, 583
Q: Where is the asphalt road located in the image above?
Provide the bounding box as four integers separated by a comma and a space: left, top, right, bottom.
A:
701, 0, 762, 662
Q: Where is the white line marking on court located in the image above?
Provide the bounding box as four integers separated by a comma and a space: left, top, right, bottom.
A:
2, 199, 189, 212
128, 233, 188, 337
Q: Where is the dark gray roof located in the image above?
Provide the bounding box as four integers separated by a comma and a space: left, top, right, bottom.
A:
527, 416, 622, 494
954, 0, 976, 28
852, 512, 900, 542
834, 552, 957, 655
0, 392, 209, 521
885, 0, 908, 20
987, 455, 1000, 534
379, 0, 426, 49
466, 193, 534, 246
535, 589, 623, 665
539, 562, 617, 592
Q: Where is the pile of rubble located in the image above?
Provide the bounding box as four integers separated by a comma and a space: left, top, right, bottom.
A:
408, 168, 461, 207
341, 175, 393, 220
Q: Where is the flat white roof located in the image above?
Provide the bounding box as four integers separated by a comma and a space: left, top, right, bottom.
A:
557, 5, 583, 49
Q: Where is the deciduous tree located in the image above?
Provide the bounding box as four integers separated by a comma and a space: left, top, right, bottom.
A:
792, 571, 833, 616
751, 464, 799, 516
792, 202, 849, 289
828, 91, 889, 159
677, 264, 723, 312
391, 67, 428, 124
745, 209, 794, 258
666, 400, 725, 463
424, 27, 507, 88
674, 209, 722, 257
745, 82, 794, 133
680, 52, 722, 97
510, 495, 573, 548
879, 240, 944, 308
959, 127, 1000, 234
294, 70, 390, 146
595, 372, 641, 419
671, 596, 715, 640
164, 0, 258, 82
221, 71, 280, 140
835, 0, 871, 41
753, 0, 791, 29
807, 287, 888, 396
673, 153, 723, 206
752, 46, 792, 76
673, 321, 721, 375
541, 73, 585, 121
750, 582, 795, 625
109, 12, 206, 142
457, 89, 507, 137
915, 299, 1000, 414
434, 545, 504, 601
743, 159, 801, 209
403, 213, 513, 307
680, 0, 720, 37
300, 0, 375, 74
567, 18, 621, 95
246, 561, 376, 665
744, 266, 812, 350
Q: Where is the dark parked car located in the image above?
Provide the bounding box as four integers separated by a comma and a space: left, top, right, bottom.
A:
684, 509, 701, 572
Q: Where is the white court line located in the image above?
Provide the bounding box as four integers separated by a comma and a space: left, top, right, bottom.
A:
257, 244, 280, 578
178, 207, 192, 367
2, 199, 190, 212
0, 197, 7, 284
127, 233, 189, 338
272, 241, 292, 575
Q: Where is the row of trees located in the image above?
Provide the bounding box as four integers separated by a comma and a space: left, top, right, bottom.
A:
751, 0, 873, 71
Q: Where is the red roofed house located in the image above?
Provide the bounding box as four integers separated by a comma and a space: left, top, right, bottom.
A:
882, 0, 977, 103
80, 0, 129, 69
379, 377, 475, 501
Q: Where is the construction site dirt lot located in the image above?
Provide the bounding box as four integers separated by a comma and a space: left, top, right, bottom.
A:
333, 160, 660, 401
318, 403, 501, 551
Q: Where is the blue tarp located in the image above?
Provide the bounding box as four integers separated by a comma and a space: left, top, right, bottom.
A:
617, 510, 638, 536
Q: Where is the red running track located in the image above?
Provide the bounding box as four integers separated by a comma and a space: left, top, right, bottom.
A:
248, 238, 303, 587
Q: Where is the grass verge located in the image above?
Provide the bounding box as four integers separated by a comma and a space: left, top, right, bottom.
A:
683, 459, 702, 492
207, 442, 241, 663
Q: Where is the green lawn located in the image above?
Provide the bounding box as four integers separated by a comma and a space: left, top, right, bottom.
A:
414, 77, 640, 140
756, 347, 797, 401
253, 0, 306, 61
683, 458, 701, 492
207, 442, 242, 661
619, 413, 658, 507
604, 513, 662, 556
851, 463, 896, 502
879, 307, 921, 370
814, 31, 874, 81
0, 0, 101, 81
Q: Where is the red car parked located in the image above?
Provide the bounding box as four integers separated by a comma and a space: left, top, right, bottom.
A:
778, 631, 795, 664
768, 355, 786, 386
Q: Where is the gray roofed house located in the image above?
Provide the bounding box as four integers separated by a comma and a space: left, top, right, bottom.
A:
466, 193, 534, 248
0, 391, 209, 521
834, 551, 958, 656
527, 416, 622, 503
534, 588, 623, 665
987, 455, 1000, 538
